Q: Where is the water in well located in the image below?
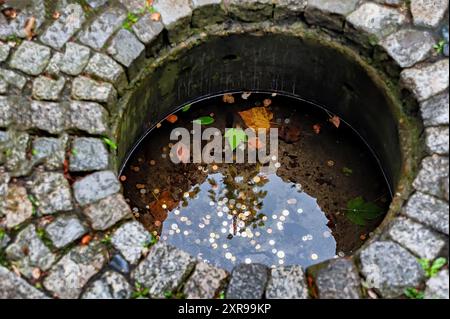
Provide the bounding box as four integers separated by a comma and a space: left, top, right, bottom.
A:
121, 92, 391, 270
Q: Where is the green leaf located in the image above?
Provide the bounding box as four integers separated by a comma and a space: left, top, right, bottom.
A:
404, 288, 424, 299
102, 137, 118, 150
345, 196, 383, 226
193, 116, 214, 125
342, 167, 353, 176
225, 128, 247, 151
430, 257, 447, 277
182, 104, 192, 112
0, 229, 5, 240
419, 258, 431, 275
164, 291, 173, 299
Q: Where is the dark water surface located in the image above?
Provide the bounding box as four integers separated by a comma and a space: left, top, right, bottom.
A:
121, 92, 390, 270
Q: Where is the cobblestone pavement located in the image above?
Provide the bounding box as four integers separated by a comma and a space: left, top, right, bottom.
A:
0, 0, 448, 299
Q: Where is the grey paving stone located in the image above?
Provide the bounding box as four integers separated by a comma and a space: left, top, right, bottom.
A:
30, 172, 73, 215
59, 42, 91, 76
0, 42, 10, 62
359, 241, 425, 298
313, 258, 362, 299
373, 0, 403, 6
404, 192, 449, 235
5, 224, 56, 278
84, 53, 127, 93
43, 242, 107, 299
153, 0, 192, 42
0, 77, 7, 94
132, 13, 164, 44
118, 0, 146, 13
73, 171, 121, 206
132, 242, 196, 298
305, 0, 359, 31
67, 101, 109, 135
401, 59, 449, 102
411, 0, 449, 28
425, 127, 449, 155
191, 0, 226, 27
32, 135, 68, 171
78, 7, 127, 50
109, 254, 130, 274
0, 96, 13, 128
69, 137, 109, 172
45, 52, 63, 76
183, 261, 228, 299
0, 266, 49, 299
86, 0, 108, 8
45, 215, 87, 249
82, 271, 132, 299
0, 171, 10, 199
83, 193, 132, 230
0, 68, 27, 90
71, 76, 117, 107
39, 4, 86, 50
425, 269, 449, 299
1, 185, 33, 229
413, 155, 449, 200
0, 0, 46, 40
1, 230, 10, 249
266, 265, 308, 299
107, 29, 145, 67
226, 0, 273, 22
420, 92, 449, 127
9, 41, 51, 76
29, 101, 67, 134
380, 29, 435, 68
1, 131, 31, 176
32, 76, 66, 101
111, 221, 151, 265
388, 217, 447, 260
226, 263, 268, 299
274, 0, 307, 20
346, 2, 407, 41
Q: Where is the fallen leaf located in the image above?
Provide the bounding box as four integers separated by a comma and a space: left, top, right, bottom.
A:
166, 114, 178, 124
223, 94, 235, 104
329, 115, 341, 128
225, 128, 247, 151
2, 8, 17, 19
148, 191, 177, 222
31, 268, 41, 280
313, 124, 321, 134
81, 234, 92, 245
238, 107, 273, 131
263, 99, 272, 107
345, 197, 383, 226
248, 136, 265, 150
182, 104, 191, 112
279, 125, 301, 143
150, 12, 161, 21
24, 16, 36, 40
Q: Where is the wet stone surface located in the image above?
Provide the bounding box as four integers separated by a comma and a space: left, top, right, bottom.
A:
425, 127, 449, 155
45, 215, 88, 249
32, 76, 66, 101
420, 92, 449, 127
2, 185, 33, 229
183, 261, 228, 299
30, 172, 73, 215
305, 0, 359, 31
266, 265, 308, 299
111, 221, 151, 265
132, 242, 196, 298
73, 171, 121, 206
71, 76, 117, 107
413, 155, 449, 201
69, 137, 109, 172
359, 241, 425, 298
425, 269, 449, 299
82, 193, 131, 230
67, 101, 109, 135
410, 0, 449, 28
82, 271, 132, 299
0, 266, 49, 299
32, 136, 68, 171
59, 43, 91, 76
107, 29, 145, 68
226, 263, 268, 299
9, 41, 51, 76
84, 53, 127, 94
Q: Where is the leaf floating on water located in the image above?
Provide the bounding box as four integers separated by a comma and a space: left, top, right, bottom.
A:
182, 104, 192, 112
225, 128, 247, 151
329, 115, 341, 128
238, 107, 273, 131
193, 116, 215, 125
223, 93, 235, 104
241, 92, 252, 100
166, 114, 178, 124
345, 196, 383, 226
248, 136, 265, 150
148, 191, 177, 222
313, 124, 321, 134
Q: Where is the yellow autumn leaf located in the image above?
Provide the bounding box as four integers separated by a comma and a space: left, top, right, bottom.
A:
238, 107, 273, 131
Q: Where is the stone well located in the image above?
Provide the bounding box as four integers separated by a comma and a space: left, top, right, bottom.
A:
0, 0, 448, 299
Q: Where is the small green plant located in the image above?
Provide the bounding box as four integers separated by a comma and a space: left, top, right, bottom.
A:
345, 196, 383, 226
102, 137, 118, 151
123, 12, 139, 31
419, 257, 447, 278
31, 149, 38, 156
218, 291, 225, 299
0, 229, 6, 241
404, 287, 424, 299
434, 40, 446, 54
36, 228, 53, 247
71, 149, 78, 156
143, 233, 159, 248
132, 282, 150, 299
164, 291, 173, 299
100, 235, 112, 246
342, 167, 353, 176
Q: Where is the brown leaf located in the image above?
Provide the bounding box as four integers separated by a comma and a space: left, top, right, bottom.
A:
2, 8, 17, 19
223, 93, 235, 104
24, 16, 36, 40
81, 234, 92, 245
150, 12, 161, 21
238, 107, 273, 131
148, 191, 177, 222
329, 115, 341, 128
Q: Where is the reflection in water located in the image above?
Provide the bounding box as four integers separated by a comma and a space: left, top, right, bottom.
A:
161, 169, 336, 270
